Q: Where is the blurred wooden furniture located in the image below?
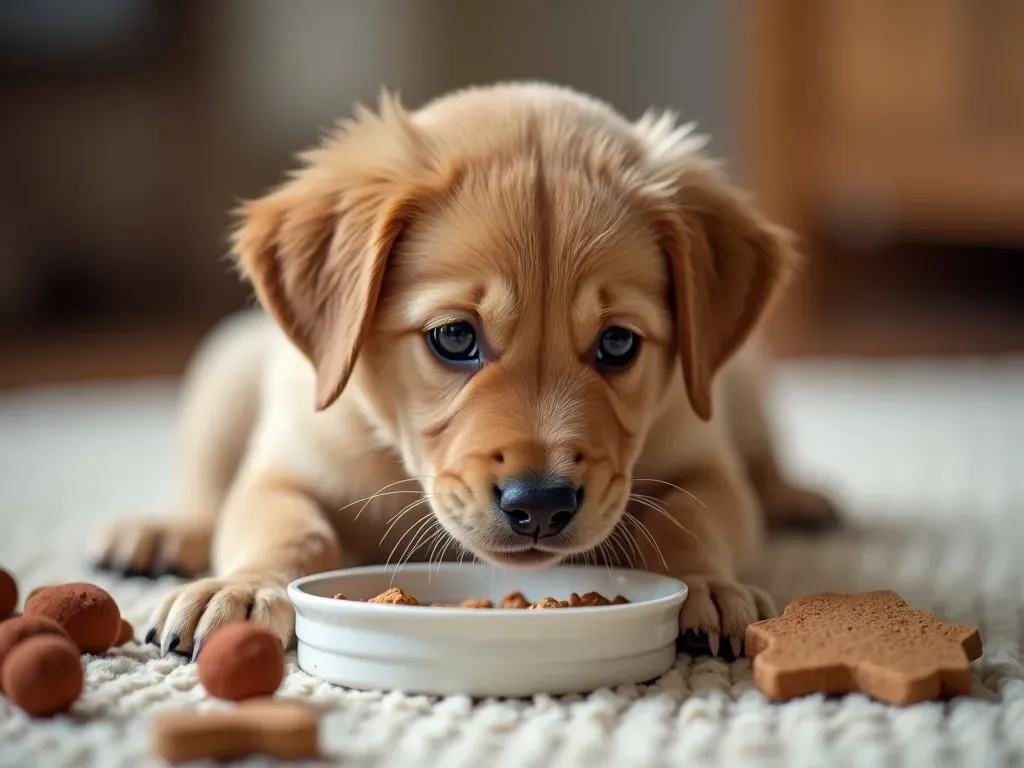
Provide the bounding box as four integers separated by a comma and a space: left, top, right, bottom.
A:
740, 0, 1024, 356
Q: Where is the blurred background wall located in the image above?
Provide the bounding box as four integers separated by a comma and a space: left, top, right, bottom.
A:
1, 0, 1022, 389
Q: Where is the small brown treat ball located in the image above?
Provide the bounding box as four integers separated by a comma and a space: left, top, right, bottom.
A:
611, 595, 629, 605
367, 587, 419, 606
1, 634, 83, 716
0, 568, 17, 620
332, 593, 347, 600
198, 622, 284, 701
500, 591, 530, 609
24, 583, 121, 654
459, 598, 493, 609
577, 592, 612, 607
113, 619, 134, 647
26, 585, 51, 602
0, 615, 71, 692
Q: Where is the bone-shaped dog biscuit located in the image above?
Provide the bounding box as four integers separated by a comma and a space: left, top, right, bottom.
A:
150, 698, 319, 763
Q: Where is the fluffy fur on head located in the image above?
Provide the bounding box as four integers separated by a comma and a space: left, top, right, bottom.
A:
230, 82, 797, 566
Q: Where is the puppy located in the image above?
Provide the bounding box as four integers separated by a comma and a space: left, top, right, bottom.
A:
94, 82, 836, 659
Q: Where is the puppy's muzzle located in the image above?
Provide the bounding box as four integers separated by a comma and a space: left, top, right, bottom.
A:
495, 475, 582, 539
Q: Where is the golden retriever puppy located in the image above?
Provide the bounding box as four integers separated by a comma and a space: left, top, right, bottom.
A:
93, 82, 835, 660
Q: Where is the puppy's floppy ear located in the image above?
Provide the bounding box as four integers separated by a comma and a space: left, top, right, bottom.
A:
635, 114, 798, 421
231, 93, 442, 411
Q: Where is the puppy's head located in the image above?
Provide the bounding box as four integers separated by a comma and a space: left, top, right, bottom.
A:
232, 85, 796, 568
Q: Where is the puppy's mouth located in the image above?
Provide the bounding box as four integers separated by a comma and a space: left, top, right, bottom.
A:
480, 546, 564, 568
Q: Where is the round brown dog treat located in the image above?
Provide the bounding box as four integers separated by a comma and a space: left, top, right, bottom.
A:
0, 615, 71, 691
459, 598, 493, 609
745, 590, 984, 706
198, 621, 284, 701
26, 585, 51, 602
0, 568, 17, 620
113, 619, 134, 647
24, 583, 121, 654
367, 587, 419, 606
1, 634, 84, 716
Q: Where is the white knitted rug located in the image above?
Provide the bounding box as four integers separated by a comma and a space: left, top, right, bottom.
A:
2, 358, 1024, 767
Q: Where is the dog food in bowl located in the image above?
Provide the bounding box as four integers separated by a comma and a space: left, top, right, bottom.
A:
333, 587, 631, 609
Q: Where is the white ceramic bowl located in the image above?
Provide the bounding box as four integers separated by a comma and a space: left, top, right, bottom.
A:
287, 564, 687, 697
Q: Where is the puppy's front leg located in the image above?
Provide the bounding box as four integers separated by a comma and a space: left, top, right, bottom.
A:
146, 475, 340, 659
630, 461, 776, 658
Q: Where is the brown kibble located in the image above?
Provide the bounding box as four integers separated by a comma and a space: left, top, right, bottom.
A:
113, 619, 134, 646
611, 595, 629, 605
150, 698, 319, 764
198, 621, 284, 701
0, 568, 17, 620
745, 590, 984, 706
0, 615, 71, 692
332, 593, 347, 601
1, 634, 83, 716
459, 598, 493, 609
500, 591, 530, 609
24, 583, 121, 654
578, 592, 613, 607
530, 597, 566, 610
367, 588, 419, 606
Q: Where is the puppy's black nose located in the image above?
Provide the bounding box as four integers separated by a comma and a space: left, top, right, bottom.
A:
498, 476, 580, 537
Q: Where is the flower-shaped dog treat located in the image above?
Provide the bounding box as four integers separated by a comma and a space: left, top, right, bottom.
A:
745, 590, 983, 706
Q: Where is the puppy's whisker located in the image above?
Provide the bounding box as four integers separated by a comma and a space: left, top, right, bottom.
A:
384, 511, 434, 571
427, 527, 451, 575
613, 524, 639, 570
435, 534, 456, 574
348, 476, 437, 521
623, 511, 668, 571
379, 498, 433, 545
389, 524, 440, 584
617, 516, 650, 570
630, 495, 704, 544
630, 493, 668, 507
628, 495, 699, 542
339, 490, 429, 515
631, 478, 708, 509
399, 521, 443, 572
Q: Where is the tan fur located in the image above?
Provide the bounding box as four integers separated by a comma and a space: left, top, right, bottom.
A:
94, 83, 836, 657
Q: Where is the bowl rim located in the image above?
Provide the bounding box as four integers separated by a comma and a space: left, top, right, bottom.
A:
288, 563, 687, 621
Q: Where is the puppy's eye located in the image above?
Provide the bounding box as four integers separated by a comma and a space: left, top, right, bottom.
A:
596, 326, 640, 369
427, 322, 480, 364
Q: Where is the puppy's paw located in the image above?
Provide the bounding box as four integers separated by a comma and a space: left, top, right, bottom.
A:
677, 575, 776, 660
91, 518, 213, 578
145, 575, 294, 660
763, 483, 841, 534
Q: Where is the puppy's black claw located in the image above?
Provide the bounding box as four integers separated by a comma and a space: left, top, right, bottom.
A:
161, 634, 180, 656
144, 627, 158, 646
678, 629, 711, 656
121, 566, 155, 580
